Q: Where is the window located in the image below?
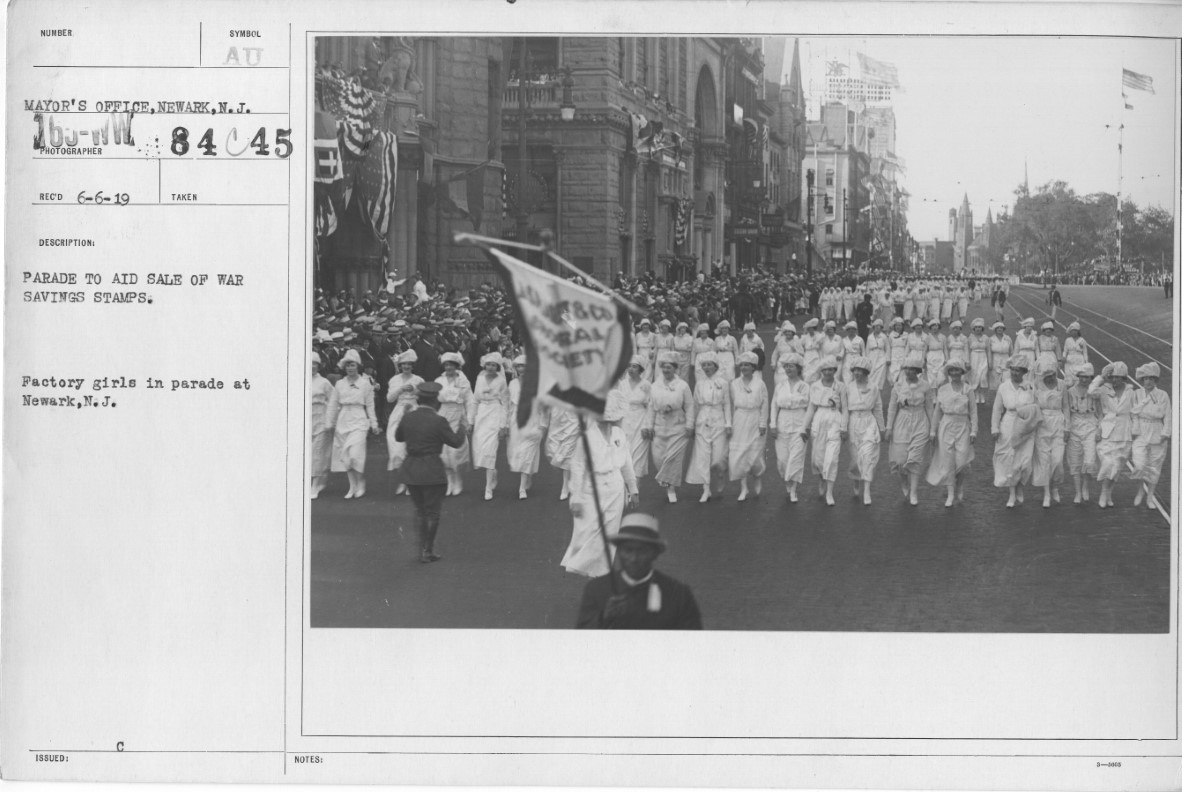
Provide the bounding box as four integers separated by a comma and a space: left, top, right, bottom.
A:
826, 223, 834, 236
825, 168, 835, 187
508, 38, 559, 81
617, 38, 626, 77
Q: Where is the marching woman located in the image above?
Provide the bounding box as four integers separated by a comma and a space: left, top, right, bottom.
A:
968, 318, 991, 405
310, 353, 335, 499
841, 286, 855, 324
845, 356, 885, 506
1014, 318, 1038, 377
470, 352, 511, 500
991, 355, 1038, 508
924, 319, 948, 390
687, 352, 732, 502
956, 282, 969, 322
652, 320, 675, 382
902, 283, 916, 322
945, 321, 969, 379
728, 351, 769, 501
562, 390, 639, 578
840, 321, 865, 385
886, 352, 932, 506
645, 351, 696, 503
770, 353, 811, 502
385, 349, 425, 495
436, 352, 473, 496
1062, 322, 1090, 384
673, 322, 695, 383
801, 318, 823, 382
617, 357, 653, 480
1088, 361, 1134, 508
821, 286, 836, 322
690, 322, 715, 386
326, 348, 380, 499
1031, 359, 1068, 508
739, 322, 765, 367
507, 355, 549, 500
1130, 362, 1171, 510
1065, 362, 1099, 503
928, 283, 942, 323
888, 317, 909, 388
769, 321, 802, 387
547, 401, 581, 501
940, 282, 955, 322
801, 355, 847, 506
634, 318, 657, 373
926, 358, 977, 507
714, 320, 740, 380
819, 321, 845, 383
905, 318, 928, 381
866, 318, 890, 391
1035, 321, 1062, 371
988, 321, 1013, 394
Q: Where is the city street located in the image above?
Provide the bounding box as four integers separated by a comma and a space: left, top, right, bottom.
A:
310, 285, 1173, 632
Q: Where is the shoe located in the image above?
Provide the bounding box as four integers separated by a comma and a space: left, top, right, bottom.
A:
753, 479, 762, 496
909, 494, 918, 506
1042, 496, 1051, 508
394, 483, 407, 496
484, 489, 493, 501
789, 492, 799, 503
1052, 488, 1061, 503
667, 489, 678, 504
519, 490, 528, 500
427, 552, 442, 562
699, 490, 710, 503
1134, 489, 1145, 507
826, 493, 835, 506
1015, 490, 1024, 504
737, 491, 748, 502
419, 553, 432, 564
344, 491, 354, 499
1073, 493, 1082, 504
355, 484, 366, 498
311, 490, 319, 500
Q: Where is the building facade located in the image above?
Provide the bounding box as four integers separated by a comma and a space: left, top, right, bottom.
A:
949, 193, 973, 273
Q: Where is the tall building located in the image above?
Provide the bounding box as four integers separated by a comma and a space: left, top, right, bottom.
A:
967, 207, 995, 273
949, 194, 973, 273
722, 38, 772, 271
801, 119, 869, 270
766, 38, 807, 271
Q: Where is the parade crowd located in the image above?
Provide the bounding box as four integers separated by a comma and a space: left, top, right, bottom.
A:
312, 268, 1171, 573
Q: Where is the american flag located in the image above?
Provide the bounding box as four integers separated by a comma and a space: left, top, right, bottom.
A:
1122, 68, 1154, 94
857, 53, 899, 88
355, 130, 398, 238
314, 189, 338, 238
340, 79, 379, 156
674, 198, 693, 246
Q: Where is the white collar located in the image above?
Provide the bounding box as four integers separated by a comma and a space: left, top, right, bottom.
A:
621, 570, 654, 587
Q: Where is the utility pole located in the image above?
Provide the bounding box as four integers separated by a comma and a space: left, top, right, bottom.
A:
842, 187, 847, 272
515, 38, 532, 266
805, 168, 815, 278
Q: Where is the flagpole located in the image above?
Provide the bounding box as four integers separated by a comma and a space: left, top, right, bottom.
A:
576, 414, 620, 593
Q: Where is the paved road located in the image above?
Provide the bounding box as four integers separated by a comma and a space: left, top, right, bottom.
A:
311, 286, 1172, 632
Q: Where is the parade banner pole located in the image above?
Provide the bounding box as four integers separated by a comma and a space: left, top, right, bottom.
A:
576, 414, 620, 594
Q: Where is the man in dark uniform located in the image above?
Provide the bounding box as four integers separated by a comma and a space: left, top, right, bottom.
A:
576, 514, 702, 630
412, 327, 443, 383
393, 381, 465, 563
854, 293, 875, 342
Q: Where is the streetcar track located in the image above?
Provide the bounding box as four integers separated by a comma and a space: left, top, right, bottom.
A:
1007, 289, 1172, 372
1020, 287, 1173, 346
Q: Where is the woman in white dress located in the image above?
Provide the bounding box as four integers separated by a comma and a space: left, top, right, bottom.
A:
991, 355, 1038, 508
507, 355, 549, 500
967, 318, 991, 405
616, 357, 653, 479
801, 355, 847, 506
547, 401, 580, 501
818, 321, 845, 383
563, 391, 639, 578
385, 349, 424, 494
926, 359, 977, 507
310, 353, 335, 499
903, 284, 916, 322
690, 322, 715, 386
866, 318, 889, 391
987, 321, 1012, 394
956, 284, 969, 321
687, 352, 732, 503
652, 320, 675, 382
672, 322, 695, 383
1031, 359, 1067, 508
1013, 319, 1038, 379
1035, 321, 1061, 372
940, 284, 955, 322
924, 319, 947, 390
326, 348, 379, 499
770, 353, 811, 502
945, 321, 969, 379
634, 318, 657, 373
645, 351, 695, 503
436, 351, 472, 496
905, 318, 928, 381
845, 356, 885, 506
1062, 322, 1090, 385
821, 287, 836, 322
739, 322, 765, 368
841, 287, 855, 324
728, 351, 768, 501
469, 352, 510, 500
713, 320, 739, 381
840, 322, 865, 385
887, 317, 908, 388
1065, 362, 1098, 504
886, 352, 932, 506
800, 318, 823, 382
1131, 362, 1171, 511
769, 321, 802, 387
1088, 361, 1134, 509
928, 284, 943, 323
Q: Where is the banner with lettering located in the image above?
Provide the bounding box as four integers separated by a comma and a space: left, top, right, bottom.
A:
485, 248, 632, 426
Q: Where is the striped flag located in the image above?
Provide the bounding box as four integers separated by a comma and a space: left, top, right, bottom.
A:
1122, 68, 1154, 94
340, 79, 379, 156
314, 109, 343, 184
355, 130, 398, 238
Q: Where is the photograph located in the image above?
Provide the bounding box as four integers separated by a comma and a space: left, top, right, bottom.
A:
308, 34, 1173, 632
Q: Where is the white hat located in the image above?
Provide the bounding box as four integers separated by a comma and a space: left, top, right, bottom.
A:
397, 349, 418, 364
1035, 359, 1058, 377
844, 321, 858, 331
1067, 321, 1081, 332
657, 350, 679, 367
780, 320, 796, 333
1007, 354, 1031, 371
601, 390, 626, 422
737, 351, 759, 367
950, 320, 963, 330
480, 352, 503, 368
910, 318, 924, 329
944, 357, 968, 373
441, 351, 464, 367
743, 322, 756, 332
659, 319, 672, 328
971, 318, 986, 329
1108, 361, 1129, 378
629, 355, 649, 372
872, 318, 884, 327
848, 355, 871, 373
1021, 317, 1035, 328
638, 318, 652, 327
781, 353, 805, 370
717, 320, 731, 330
697, 351, 719, 367
803, 318, 820, 330
1135, 362, 1161, 379
817, 355, 839, 371
1040, 321, 1055, 331
1076, 362, 1094, 378
991, 321, 1006, 331
513, 355, 527, 367
339, 349, 362, 369
903, 352, 925, 370
824, 320, 837, 330
697, 322, 711, 334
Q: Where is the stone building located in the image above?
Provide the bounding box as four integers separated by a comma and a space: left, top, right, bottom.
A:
313, 36, 509, 292
949, 193, 973, 273
764, 37, 807, 272
802, 114, 870, 271
500, 37, 726, 283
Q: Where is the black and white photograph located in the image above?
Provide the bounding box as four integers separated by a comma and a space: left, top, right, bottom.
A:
308, 34, 1174, 632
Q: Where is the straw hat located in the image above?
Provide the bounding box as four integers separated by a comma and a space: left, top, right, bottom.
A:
737, 351, 759, 367
1135, 362, 1161, 380
609, 513, 666, 550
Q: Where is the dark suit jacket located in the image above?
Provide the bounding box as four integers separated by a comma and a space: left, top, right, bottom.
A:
393, 406, 464, 485
412, 340, 443, 383
577, 570, 703, 630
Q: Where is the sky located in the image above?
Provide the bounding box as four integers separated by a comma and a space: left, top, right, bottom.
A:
786, 36, 1177, 240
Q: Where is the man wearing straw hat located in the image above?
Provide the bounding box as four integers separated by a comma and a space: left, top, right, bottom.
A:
576, 513, 702, 630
